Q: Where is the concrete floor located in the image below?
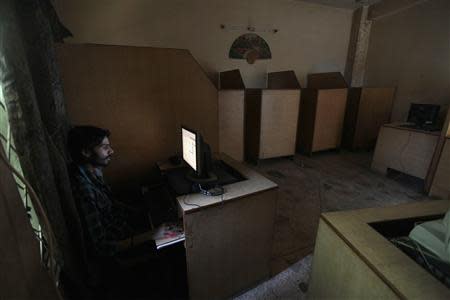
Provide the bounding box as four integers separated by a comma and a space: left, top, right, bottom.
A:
234, 150, 433, 299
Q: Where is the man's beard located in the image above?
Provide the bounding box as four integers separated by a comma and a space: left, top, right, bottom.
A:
90, 155, 111, 167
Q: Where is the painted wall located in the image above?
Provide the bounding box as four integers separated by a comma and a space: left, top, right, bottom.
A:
365, 0, 450, 121
54, 0, 353, 88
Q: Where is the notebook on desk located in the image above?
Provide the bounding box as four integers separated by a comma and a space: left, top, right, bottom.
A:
152, 221, 185, 250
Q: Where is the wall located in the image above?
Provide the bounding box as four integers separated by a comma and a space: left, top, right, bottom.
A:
365, 0, 450, 121
54, 0, 353, 88
57, 44, 218, 186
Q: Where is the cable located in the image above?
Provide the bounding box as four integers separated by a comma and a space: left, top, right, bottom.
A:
181, 194, 201, 208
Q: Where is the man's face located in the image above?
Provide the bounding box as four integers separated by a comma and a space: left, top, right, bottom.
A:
85, 137, 114, 167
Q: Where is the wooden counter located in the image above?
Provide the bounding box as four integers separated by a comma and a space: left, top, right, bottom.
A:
308, 200, 450, 299
177, 155, 278, 299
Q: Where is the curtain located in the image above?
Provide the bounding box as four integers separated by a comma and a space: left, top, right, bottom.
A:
0, 0, 86, 293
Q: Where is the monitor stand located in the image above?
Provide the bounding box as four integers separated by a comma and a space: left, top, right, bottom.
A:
186, 170, 218, 184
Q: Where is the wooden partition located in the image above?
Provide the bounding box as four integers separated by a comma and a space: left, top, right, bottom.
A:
430, 139, 450, 199
298, 72, 348, 154
245, 71, 301, 162
57, 44, 218, 187
429, 108, 450, 198
267, 71, 301, 89
218, 70, 245, 161
343, 87, 396, 150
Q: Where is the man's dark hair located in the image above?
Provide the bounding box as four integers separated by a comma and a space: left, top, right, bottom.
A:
68, 126, 110, 163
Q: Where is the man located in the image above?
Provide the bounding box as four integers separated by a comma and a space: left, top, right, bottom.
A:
68, 125, 150, 259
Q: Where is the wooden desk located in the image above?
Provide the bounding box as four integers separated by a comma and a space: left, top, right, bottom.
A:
175, 155, 278, 299
372, 123, 440, 179
308, 200, 450, 299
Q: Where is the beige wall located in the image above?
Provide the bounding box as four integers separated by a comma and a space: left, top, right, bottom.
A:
54, 0, 352, 88
365, 0, 450, 121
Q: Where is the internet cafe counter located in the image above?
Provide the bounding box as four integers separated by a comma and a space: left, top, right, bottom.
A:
308, 200, 450, 299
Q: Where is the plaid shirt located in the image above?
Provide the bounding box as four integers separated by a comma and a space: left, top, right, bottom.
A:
70, 164, 132, 257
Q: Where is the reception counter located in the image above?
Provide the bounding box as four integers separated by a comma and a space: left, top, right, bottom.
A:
308, 200, 450, 299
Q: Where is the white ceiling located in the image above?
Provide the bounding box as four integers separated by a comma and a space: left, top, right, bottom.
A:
298, 0, 382, 10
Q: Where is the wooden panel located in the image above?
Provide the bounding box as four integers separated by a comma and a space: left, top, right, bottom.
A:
184, 189, 277, 300
307, 72, 348, 89
344, 87, 395, 150
371, 126, 439, 179
218, 90, 245, 162
308, 220, 398, 300
430, 139, 450, 199
244, 89, 262, 163
426, 108, 450, 192
342, 87, 362, 149
168, 50, 219, 153
267, 71, 301, 89
57, 43, 218, 187
353, 87, 395, 149
297, 89, 318, 154
312, 89, 348, 152
219, 69, 245, 89
259, 90, 300, 159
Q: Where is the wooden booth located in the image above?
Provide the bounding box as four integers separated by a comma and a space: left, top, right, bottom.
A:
308, 200, 450, 299
218, 70, 246, 162
219, 70, 301, 163
245, 71, 301, 163
297, 72, 348, 155
343, 87, 396, 150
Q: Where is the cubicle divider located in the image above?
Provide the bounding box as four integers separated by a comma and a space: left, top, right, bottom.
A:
219, 70, 301, 163
57, 43, 218, 187
218, 70, 245, 162
343, 87, 396, 150
298, 72, 348, 155
428, 108, 450, 198
245, 71, 301, 163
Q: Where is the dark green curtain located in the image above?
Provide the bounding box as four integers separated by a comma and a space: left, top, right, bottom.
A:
0, 0, 86, 293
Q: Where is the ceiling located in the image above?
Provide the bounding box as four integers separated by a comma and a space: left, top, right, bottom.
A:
298, 0, 382, 10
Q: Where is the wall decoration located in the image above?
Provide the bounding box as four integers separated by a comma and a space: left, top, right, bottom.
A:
229, 33, 271, 64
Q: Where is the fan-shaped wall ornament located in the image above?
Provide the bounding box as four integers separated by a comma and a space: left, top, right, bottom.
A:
229, 33, 272, 64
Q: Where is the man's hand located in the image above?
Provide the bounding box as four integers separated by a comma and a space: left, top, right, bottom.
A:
116, 231, 154, 252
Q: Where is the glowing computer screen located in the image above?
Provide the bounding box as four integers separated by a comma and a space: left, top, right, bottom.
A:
182, 127, 197, 171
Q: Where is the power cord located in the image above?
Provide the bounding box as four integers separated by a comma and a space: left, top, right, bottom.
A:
181, 183, 225, 208
181, 194, 201, 208
198, 183, 224, 196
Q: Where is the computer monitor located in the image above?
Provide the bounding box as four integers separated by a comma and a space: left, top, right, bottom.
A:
181, 126, 216, 183
182, 127, 198, 172
407, 103, 440, 127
